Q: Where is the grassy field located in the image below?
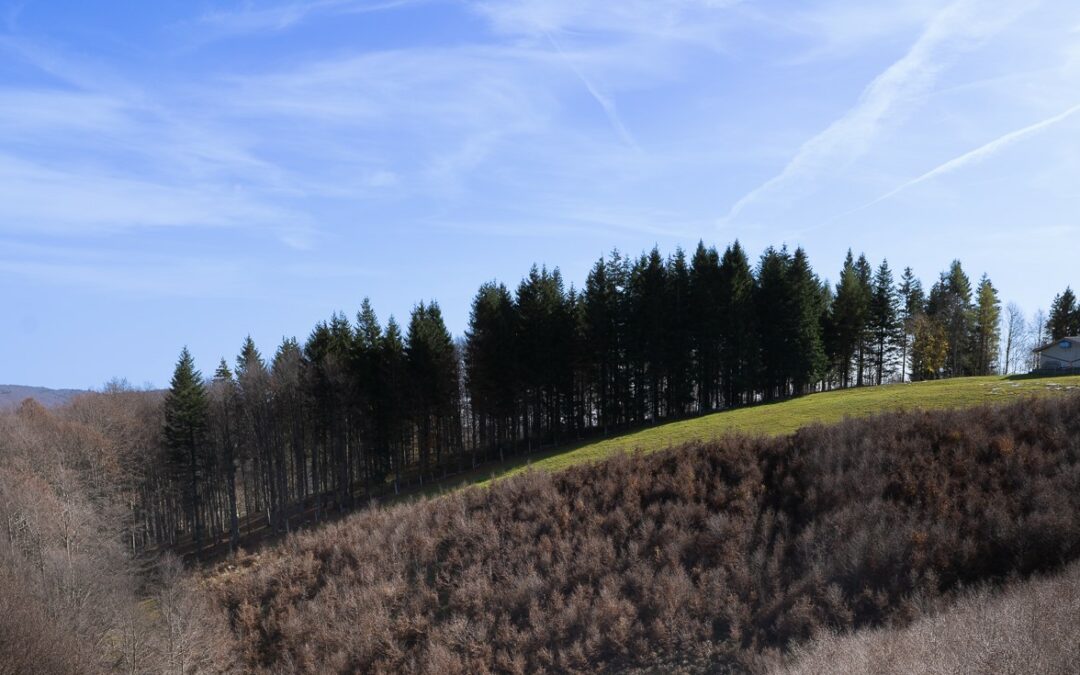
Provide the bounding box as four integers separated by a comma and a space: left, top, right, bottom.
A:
433, 374, 1080, 491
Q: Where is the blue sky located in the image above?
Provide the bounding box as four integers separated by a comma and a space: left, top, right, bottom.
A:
2, 0, 1079, 389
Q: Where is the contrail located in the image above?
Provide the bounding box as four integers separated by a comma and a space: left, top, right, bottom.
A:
546, 32, 640, 151
831, 101, 1080, 222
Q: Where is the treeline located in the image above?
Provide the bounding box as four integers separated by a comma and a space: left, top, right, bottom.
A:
143, 242, 1010, 556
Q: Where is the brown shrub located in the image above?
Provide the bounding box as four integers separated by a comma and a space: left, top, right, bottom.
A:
772, 558, 1080, 675
213, 395, 1080, 673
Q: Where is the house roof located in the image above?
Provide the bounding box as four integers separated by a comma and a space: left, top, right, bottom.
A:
1033, 336, 1080, 353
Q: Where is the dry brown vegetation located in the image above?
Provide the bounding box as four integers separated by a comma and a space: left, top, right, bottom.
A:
0, 396, 234, 673
773, 559, 1080, 674
214, 394, 1080, 673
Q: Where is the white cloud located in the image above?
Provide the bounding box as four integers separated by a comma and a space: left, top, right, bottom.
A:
840, 101, 1080, 217
471, 0, 741, 42
719, 0, 1036, 225
195, 0, 426, 37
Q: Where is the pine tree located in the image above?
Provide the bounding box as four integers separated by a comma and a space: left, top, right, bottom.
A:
209, 358, 241, 552
829, 251, 870, 388
971, 274, 1002, 375
406, 302, 460, 480
271, 337, 306, 518
163, 347, 210, 553
627, 248, 668, 422
927, 260, 973, 377
853, 254, 873, 385
755, 246, 792, 400
583, 256, 622, 431
1047, 287, 1079, 340
868, 259, 900, 385
911, 314, 948, 380
381, 317, 408, 492
354, 298, 387, 484
897, 267, 924, 382
689, 242, 722, 411
715, 242, 756, 407
465, 282, 519, 461
664, 248, 693, 417
786, 247, 827, 394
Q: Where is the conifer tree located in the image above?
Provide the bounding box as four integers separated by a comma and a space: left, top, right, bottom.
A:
209, 358, 240, 552
786, 247, 827, 394
271, 337, 306, 514
755, 246, 792, 400
897, 267, 924, 382
853, 254, 873, 385
665, 248, 694, 417
381, 317, 408, 492
689, 242, 722, 411
829, 251, 870, 387
717, 242, 756, 407
971, 275, 1001, 375
869, 259, 900, 385
927, 260, 973, 377
911, 314, 948, 380
406, 302, 460, 479
627, 248, 668, 421
163, 347, 210, 553
1047, 287, 1079, 340
465, 282, 519, 460
583, 256, 622, 431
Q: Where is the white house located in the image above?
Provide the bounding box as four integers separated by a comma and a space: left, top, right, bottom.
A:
1033, 336, 1080, 372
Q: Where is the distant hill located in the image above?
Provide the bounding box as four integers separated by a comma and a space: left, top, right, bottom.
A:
0, 385, 88, 410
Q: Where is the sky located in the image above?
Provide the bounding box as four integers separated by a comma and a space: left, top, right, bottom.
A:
2, 0, 1079, 389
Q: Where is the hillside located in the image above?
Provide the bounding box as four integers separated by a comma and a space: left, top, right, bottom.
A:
432, 374, 1080, 492
773, 559, 1080, 674
0, 384, 88, 410
212, 394, 1080, 673
192, 375, 1080, 556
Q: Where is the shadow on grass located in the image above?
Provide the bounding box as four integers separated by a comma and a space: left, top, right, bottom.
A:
1004, 371, 1080, 381
395, 394, 817, 504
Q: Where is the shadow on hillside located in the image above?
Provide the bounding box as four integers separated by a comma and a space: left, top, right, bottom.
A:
1004, 371, 1080, 381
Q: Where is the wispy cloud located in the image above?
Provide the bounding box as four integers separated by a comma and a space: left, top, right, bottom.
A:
545, 33, 638, 150
833, 101, 1080, 219
719, 0, 1034, 225
471, 0, 741, 44
195, 0, 426, 37
0, 248, 256, 298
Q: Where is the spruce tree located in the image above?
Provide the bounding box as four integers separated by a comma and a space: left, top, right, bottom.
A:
869, 259, 900, 385
209, 358, 241, 552
755, 246, 792, 400
853, 254, 873, 385
971, 275, 1001, 375
927, 261, 973, 377
786, 247, 827, 394
381, 317, 408, 492
583, 256, 620, 431
689, 242, 722, 411
897, 267, 924, 382
163, 347, 210, 553
717, 241, 757, 407
829, 251, 870, 387
406, 302, 460, 479
627, 248, 668, 422
665, 248, 693, 417
1047, 287, 1079, 340
465, 282, 519, 460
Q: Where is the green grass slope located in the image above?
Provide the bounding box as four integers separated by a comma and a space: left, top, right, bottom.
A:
452, 374, 1080, 490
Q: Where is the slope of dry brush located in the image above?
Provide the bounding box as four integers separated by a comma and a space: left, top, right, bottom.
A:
215, 395, 1080, 673
773, 558, 1080, 675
